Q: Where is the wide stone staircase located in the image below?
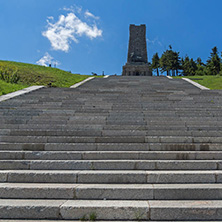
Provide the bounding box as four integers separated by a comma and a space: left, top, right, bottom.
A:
0, 76, 222, 221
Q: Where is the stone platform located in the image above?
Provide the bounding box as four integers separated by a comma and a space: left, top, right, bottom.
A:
0, 76, 222, 221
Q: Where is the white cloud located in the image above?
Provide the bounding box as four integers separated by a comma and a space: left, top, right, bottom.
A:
147, 37, 162, 46
47, 16, 54, 21
62, 5, 82, 14
85, 10, 99, 20
62, 6, 74, 12
36, 52, 60, 67
42, 10, 102, 52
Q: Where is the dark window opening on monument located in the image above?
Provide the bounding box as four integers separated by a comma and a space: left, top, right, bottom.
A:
136, 72, 140, 76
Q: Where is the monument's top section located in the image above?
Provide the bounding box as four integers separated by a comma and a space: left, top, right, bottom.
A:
130, 24, 146, 27
127, 24, 148, 64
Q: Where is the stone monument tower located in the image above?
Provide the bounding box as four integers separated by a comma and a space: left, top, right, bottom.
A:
122, 24, 152, 76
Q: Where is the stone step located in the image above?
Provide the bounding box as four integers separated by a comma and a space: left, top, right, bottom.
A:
0, 183, 222, 200
0, 136, 142, 143
0, 160, 220, 170
0, 124, 188, 131
0, 170, 221, 183
0, 142, 220, 151
28, 118, 107, 124
0, 199, 222, 220
2, 129, 222, 137
2, 109, 222, 115
20, 119, 222, 125
6, 124, 104, 130
1, 151, 222, 160
0, 129, 102, 137
7, 102, 220, 107
1, 77, 222, 221
0, 221, 220, 222
2, 123, 222, 131
2, 135, 222, 143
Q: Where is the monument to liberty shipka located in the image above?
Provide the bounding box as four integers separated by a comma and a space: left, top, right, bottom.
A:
122, 24, 152, 76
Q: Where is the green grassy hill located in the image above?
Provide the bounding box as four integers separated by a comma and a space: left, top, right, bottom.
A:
173, 75, 222, 90
0, 60, 91, 96
0, 79, 28, 96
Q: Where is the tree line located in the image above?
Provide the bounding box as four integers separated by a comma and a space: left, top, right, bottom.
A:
151, 46, 222, 76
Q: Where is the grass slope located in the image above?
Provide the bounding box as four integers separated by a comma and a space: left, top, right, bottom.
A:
0, 80, 28, 96
0, 60, 92, 95
174, 75, 222, 90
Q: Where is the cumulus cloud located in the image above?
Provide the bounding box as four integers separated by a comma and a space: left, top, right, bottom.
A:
36, 52, 60, 67
42, 10, 102, 52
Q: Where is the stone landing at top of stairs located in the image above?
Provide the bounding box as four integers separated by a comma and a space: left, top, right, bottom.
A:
0, 76, 222, 221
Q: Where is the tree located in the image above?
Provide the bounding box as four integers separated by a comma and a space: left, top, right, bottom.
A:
171, 51, 181, 76
195, 57, 206, 75
189, 58, 198, 76
206, 46, 221, 75
160, 50, 170, 76
151, 53, 160, 76
159, 45, 181, 76
197, 57, 205, 66
181, 56, 190, 76
196, 64, 207, 76
181, 56, 197, 76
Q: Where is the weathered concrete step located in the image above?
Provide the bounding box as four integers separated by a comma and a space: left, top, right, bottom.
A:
105, 125, 187, 130
102, 130, 222, 137
2, 118, 222, 124
0, 136, 146, 143
146, 136, 222, 143
0, 170, 221, 183
0, 143, 221, 151
30, 115, 108, 121
0, 129, 102, 137
0, 221, 220, 222
1, 199, 222, 220
1, 183, 222, 200
0, 129, 98, 137
0, 124, 104, 130
5, 104, 220, 110
1, 151, 222, 160
0, 124, 189, 131
26, 120, 105, 125
0, 160, 220, 170
0, 199, 65, 219
2, 136, 222, 143
2, 129, 222, 137
3, 123, 222, 132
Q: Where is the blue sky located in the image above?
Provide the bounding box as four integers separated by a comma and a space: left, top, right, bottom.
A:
0, 0, 222, 75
